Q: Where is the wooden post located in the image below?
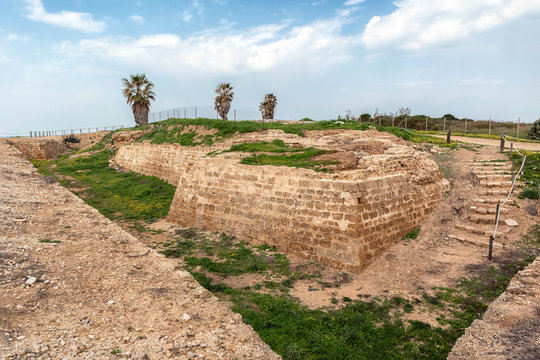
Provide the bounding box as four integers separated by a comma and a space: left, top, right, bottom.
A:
489, 117, 492, 135
517, 117, 520, 138
425, 116, 428, 131
464, 117, 467, 134
443, 116, 446, 133
488, 236, 494, 260
405, 116, 408, 129
499, 135, 505, 152
195, 107, 197, 118
510, 142, 514, 157
447, 130, 451, 144
234, 109, 236, 122
392, 116, 395, 127
378, 116, 381, 126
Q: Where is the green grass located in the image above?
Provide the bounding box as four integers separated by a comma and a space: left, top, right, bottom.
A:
111, 118, 457, 149
511, 150, 540, 199
240, 148, 337, 172
30, 150, 176, 222
403, 228, 421, 240
227, 139, 303, 153
39, 239, 61, 244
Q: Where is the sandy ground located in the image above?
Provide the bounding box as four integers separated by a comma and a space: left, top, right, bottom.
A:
433, 134, 540, 151
0, 141, 279, 360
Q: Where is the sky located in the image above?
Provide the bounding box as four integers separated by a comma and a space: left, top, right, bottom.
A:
1, 0, 540, 135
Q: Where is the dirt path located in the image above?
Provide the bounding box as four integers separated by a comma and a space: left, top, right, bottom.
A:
0, 142, 279, 360
433, 134, 540, 151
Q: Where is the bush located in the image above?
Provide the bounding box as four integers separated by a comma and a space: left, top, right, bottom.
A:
63, 135, 80, 143
520, 188, 539, 200
443, 114, 458, 120
360, 113, 371, 122
528, 118, 540, 140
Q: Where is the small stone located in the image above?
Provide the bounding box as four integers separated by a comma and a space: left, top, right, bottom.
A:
182, 313, 191, 321
25, 277, 37, 285
505, 219, 519, 227
107, 300, 115, 304
87, 334, 94, 339
16, 335, 25, 340
526, 205, 538, 216
200, 343, 207, 348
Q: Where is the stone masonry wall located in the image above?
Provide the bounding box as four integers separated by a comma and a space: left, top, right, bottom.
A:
6, 138, 67, 160
114, 143, 449, 272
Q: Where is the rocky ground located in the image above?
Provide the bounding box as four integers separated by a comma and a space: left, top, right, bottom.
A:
0, 141, 280, 359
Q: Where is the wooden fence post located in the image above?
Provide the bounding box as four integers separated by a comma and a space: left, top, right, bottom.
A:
447, 130, 451, 144
499, 135, 505, 152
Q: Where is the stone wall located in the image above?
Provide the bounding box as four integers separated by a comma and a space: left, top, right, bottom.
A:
114, 142, 449, 272
5, 138, 67, 160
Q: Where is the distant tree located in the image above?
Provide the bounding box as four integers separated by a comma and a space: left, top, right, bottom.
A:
122, 73, 155, 126
528, 118, 540, 140
214, 82, 234, 120
259, 93, 277, 121
360, 113, 371, 122
398, 107, 411, 116
443, 114, 457, 120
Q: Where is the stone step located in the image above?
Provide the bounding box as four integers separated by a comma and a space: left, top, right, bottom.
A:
469, 214, 501, 224
469, 206, 509, 215
454, 224, 511, 238
448, 233, 504, 249
479, 181, 513, 188
472, 198, 505, 205
478, 189, 511, 196
476, 174, 513, 181
474, 170, 512, 175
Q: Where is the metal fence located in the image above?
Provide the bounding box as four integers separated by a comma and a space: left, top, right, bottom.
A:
148, 106, 261, 123
28, 126, 126, 138
364, 115, 532, 139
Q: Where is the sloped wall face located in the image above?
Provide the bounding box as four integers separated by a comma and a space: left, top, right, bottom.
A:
114, 143, 449, 272
6, 139, 67, 160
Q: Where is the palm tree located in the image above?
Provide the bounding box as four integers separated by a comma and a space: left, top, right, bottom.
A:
214, 82, 234, 120
259, 93, 277, 121
122, 73, 155, 126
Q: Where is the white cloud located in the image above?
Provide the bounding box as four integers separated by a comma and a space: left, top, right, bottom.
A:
129, 15, 144, 24
22, 0, 106, 33
344, 0, 365, 6
459, 77, 505, 86
181, 0, 204, 23
362, 0, 540, 50
59, 15, 361, 74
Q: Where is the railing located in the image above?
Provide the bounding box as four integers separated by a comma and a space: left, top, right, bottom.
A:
488, 135, 527, 260
29, 126, 127, 138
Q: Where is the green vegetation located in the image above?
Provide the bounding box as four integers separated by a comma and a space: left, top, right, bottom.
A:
227, 139, 302, 153
528, 118, 540, 140
30, 150, 175, 222
511, 150, 540, 200
63, 134, 80, 143
403, 228, 421, 240
240, 148, 336, 172
117, 118, 456, 149
154, 227, 539, 360
39, 239, 61, 244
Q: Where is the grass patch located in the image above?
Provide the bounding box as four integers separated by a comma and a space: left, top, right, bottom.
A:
403, 228, 421, 240
31, 150, 175, 222
39, 239, 61, 244
111, 118, 457, 149
227, 139, 303, 153
511, 151, 540, 199
240, 148, 337, 172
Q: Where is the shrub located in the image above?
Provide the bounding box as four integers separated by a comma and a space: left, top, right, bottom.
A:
360, 113, 371, 122
520, 188, 539, 200
527, 118, 540, 140
63, 135, 80, 143
443, 114, 458, 120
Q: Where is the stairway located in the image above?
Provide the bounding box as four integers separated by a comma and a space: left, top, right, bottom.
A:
448, 159, 519, 249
